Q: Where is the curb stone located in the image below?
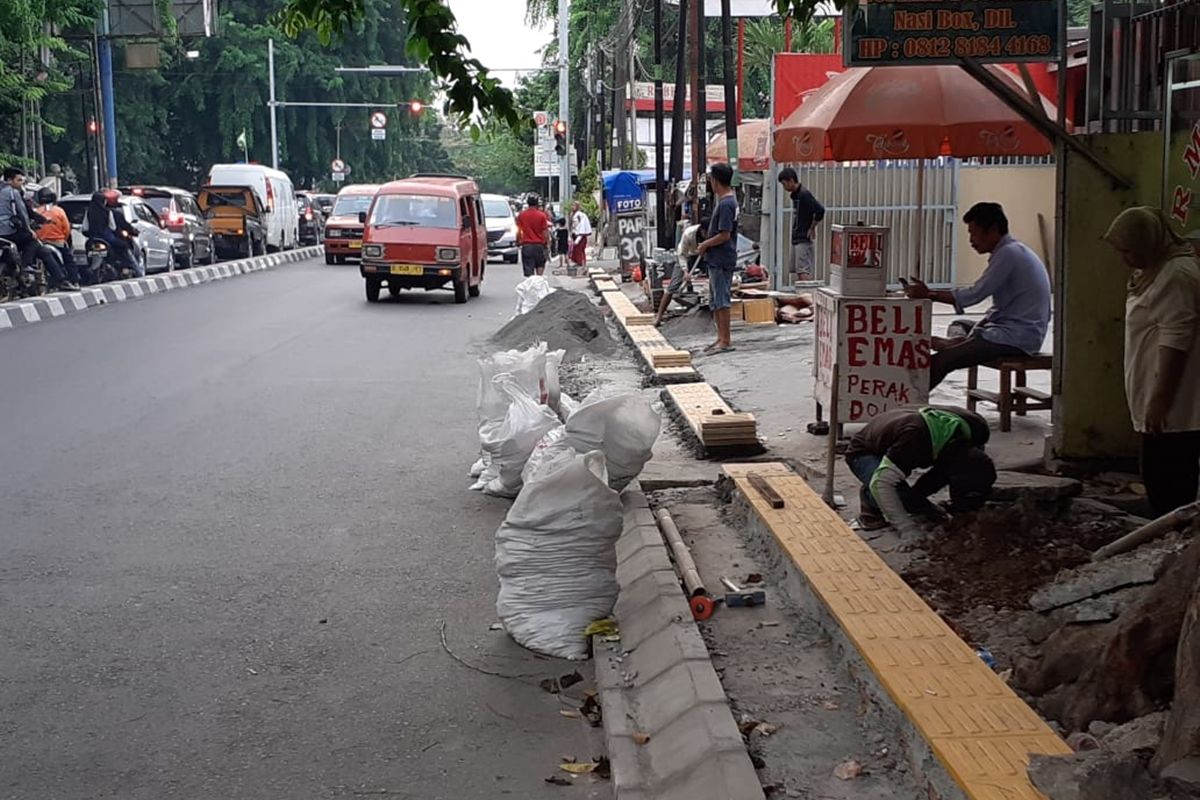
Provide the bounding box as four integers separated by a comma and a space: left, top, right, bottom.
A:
594, 485, 765, 800
0, 246, 321, 332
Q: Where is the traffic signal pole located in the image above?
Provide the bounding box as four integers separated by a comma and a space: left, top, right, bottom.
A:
558, 0, 571, 206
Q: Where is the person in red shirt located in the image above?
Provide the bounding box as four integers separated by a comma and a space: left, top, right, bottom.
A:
515, 194, 552, 277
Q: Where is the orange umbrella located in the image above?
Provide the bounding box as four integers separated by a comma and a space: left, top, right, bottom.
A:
772, 64, 1056, 163
708, 119, 772, 172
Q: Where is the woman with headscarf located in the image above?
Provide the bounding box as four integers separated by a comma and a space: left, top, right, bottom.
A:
1103, 206, 1200, 516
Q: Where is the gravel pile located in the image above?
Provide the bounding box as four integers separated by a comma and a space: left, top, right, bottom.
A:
491, 290, 617, 363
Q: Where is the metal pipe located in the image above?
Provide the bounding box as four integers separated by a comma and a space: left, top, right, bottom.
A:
668, 0, 688, 185
268, 38, 279, 170
654, 0, 668, 249
655, 508, 705, 597
558, 0, 571, 204
720, 0, 738, 183
98, 35, 117, 186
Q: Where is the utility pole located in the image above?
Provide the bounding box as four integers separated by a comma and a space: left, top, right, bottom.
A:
97, 6, 118, 186
597, 50, 608, 170
668, 0, 688, 186
558, 0, 571, 205
268, 38, 280, 170
613, 2, 628, 170
628, 43, 638, 168
720, 0, 738, 184
689, 0, 707, 218
653, 0, 668, 248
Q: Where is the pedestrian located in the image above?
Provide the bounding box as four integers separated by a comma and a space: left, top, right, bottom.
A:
554, 216, 569, 271
777, 167, 824, 283
0, 167, 39, 273
654, 218, 707, 327
570, 200, 592, 268
515, 194, 552, 277
845, 405, 996, 537
904, 202, 1051, 389
694, 163, 739, 354
35, 188, 80, 289
1103, 206, 1200, 517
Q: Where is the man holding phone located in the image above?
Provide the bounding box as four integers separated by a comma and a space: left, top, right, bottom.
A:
904, 202, 1051, 388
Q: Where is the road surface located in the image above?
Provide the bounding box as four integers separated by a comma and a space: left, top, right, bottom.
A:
0, 258, 603, 799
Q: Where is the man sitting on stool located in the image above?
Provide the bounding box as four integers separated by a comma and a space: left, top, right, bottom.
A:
903, 202, 1051, 389
845, 405, 996, 537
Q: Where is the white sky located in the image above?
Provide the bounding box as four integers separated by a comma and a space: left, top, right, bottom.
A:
446, 0, 554, 87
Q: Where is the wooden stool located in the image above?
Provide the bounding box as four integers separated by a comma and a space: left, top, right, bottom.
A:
966, 353, 1053, 432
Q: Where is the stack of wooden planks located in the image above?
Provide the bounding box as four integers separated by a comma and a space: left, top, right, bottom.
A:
665, 383, 760, 450
698, 412, 759, 445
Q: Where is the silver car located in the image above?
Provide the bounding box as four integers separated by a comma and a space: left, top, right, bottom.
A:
59, 194, 177, 273
483, 193, 518, 263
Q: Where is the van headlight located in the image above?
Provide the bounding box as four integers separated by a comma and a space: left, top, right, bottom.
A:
436, 247, 459, 263
363, 243, 384, 258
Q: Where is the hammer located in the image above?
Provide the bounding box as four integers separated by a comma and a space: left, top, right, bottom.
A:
720, 577, 766, 608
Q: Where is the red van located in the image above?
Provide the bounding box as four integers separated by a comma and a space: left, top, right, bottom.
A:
323, 183, 379, 264
358, 175, 487, 304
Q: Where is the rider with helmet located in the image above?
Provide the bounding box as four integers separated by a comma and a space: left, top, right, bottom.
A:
82, 189, 141, 277
34, 188, 81, 289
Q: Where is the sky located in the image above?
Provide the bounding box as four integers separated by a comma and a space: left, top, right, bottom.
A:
446, 0, 554, 88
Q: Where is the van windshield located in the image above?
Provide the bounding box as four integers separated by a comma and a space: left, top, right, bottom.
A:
483, 198, 512, 218
331, 194, 373, 216
369, 194, 456, 229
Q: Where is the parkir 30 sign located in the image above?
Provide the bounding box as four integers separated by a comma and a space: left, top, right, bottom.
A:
843, 0, 1062, 66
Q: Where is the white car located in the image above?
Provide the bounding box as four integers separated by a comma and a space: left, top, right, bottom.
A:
482, 193, 518, 263
58, 194, 177, 273
206, 164, 299, 253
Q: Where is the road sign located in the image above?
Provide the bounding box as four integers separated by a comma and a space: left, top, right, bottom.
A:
843, 0, 1061, 66
331, 158, 346, 173
533, 111, 555, 178
534, 110, 549, 128
370, 111, 388, 129
371, 128, 386, 141
332, 172, 346, 182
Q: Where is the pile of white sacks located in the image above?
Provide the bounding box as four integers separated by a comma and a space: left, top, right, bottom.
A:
469, 342, 661, 659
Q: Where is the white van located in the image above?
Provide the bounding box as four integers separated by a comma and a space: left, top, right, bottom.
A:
205, 164, 299, 252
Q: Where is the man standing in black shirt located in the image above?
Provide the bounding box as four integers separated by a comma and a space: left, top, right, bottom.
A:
778, 167, 824, 283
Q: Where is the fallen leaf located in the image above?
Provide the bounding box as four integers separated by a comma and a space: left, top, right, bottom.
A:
560, 709, 580, 719
834, 759, 863, 780
544, 775, 573, 786
754, 722, 779, 737
997, 668, 1014, 684
560, 762, 598, 775
583, 618, 618, 637
737, 716, 763, 736
633, 732, 651, 745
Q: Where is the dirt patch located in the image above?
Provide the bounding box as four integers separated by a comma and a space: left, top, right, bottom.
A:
901, 500, 1128, 622
491, 290, 616, 362
661, 306, 715, 339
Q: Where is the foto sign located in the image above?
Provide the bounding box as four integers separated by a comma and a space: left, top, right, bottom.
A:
814, 290, 931, 422
843, 0, 1061, 66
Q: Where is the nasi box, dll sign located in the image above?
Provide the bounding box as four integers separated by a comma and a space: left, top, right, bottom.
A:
829, 224, 889, 296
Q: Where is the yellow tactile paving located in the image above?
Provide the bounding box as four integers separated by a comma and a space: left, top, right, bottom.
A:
666, 383, 759, 447
722, 462, 1070, 800
603, 291, 654, 326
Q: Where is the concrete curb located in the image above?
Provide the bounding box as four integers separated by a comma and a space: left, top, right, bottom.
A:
593, 486, 765, 800
0, 246, 321, 333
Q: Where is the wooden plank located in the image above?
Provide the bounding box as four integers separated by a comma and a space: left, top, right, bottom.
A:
747, 472, 785, 509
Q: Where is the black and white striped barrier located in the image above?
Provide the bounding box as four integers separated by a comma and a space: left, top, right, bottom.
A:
0, 246, 321, 333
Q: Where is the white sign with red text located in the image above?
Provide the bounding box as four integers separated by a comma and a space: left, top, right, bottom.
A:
814, 289, 932, 422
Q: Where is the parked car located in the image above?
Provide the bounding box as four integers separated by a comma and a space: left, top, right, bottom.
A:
482, 193, 518, 263
120, 185, 215, 268
58, 193, 176, 273
206, 163, 298, 252
296, 193, 325, 246
311, 193, 336, 217
323, 183, 378, 265
358, 174, 487, 304
197, 186, 268, 260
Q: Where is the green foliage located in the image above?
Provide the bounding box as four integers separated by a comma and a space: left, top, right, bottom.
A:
742, 17, 834, 118
444, 122, 535, 196
575, 152, 600, 221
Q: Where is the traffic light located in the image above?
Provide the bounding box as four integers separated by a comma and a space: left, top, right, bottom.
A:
86, 118, 98, 135
409, 100, 424, 114
553, 119, 567, 156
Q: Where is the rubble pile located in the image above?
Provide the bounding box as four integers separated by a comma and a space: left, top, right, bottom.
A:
491, 290, 616, 362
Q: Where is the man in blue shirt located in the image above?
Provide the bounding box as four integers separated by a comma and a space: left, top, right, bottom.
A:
778, 167, 824, 282
696, 162, 739, 354
904, 202, 1051, 388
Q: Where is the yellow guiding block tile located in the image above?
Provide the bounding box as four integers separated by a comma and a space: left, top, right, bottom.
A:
722, 462, 1071, 800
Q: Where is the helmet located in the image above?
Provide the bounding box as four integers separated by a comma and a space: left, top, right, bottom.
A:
36, 187, 56, 205
101, 188, 121, 207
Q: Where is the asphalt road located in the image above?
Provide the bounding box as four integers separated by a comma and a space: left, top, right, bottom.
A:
0, 258, 604, 800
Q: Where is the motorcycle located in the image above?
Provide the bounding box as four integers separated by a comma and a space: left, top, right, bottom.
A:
0, 236, 47, 302
83, 233, 136, 285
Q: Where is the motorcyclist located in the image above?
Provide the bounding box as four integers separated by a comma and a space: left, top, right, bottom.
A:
0, 166, 38, 273
32, 188, 80, 290
82, 189, 141, 277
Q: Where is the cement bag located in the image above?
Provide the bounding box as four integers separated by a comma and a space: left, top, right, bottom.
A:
521, 425, 569, 485
496, 450, 622, 660
477, 344, 548, 422
557, 392, 581, 422
514, 275, 554, 317
481, 375, 562, 498
544, 349, 564, 415
564, 395, 662, 491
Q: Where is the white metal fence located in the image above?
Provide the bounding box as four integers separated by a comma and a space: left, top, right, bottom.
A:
771, 159, 960, 287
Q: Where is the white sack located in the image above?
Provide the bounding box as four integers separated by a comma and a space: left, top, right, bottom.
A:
564, 395, 662, 491
477, 344, 548, 423
521, 425, 569, 485
514, 275, 554, 317
481, 375, 562, 498
496, 450, 622, 660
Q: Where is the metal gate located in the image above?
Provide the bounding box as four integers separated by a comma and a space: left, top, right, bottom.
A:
768, 159, 960, 287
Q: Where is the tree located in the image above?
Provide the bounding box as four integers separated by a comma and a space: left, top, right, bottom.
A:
742, 17, 834, 119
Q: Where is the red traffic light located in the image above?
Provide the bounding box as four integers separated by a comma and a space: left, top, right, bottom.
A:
409, 100, 424, 113
553, 119, 567, 135
86, 119, 98, 134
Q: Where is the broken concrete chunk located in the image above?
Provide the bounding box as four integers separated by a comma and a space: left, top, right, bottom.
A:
1028, 750, 1154, 800
1160, 756, 1200, 796
1101, 712, 1168, 754
1030, 548, 1169, 612
990, 471, 1083, 502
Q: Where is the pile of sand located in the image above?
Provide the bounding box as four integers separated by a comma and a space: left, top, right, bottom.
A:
491, 290, 616, 363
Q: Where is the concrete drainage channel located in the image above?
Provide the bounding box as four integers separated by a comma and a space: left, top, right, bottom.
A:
0, 246, 321, 331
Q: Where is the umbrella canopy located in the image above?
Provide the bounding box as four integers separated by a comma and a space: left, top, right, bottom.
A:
708, 119, 772, 172
773, 65, 1057, 163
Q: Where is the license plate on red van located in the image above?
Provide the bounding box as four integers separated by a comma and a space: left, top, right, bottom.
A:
390, 264, 424, 276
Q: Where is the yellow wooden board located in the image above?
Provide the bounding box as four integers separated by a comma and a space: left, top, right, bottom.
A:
722, 463, 1071, 800
666, 383, 759, 447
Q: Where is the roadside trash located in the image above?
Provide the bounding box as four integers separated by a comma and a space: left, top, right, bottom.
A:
514, 274, 554, 316
481, 375, 561, 498
495, 451, 622, 659
745, 573, 763, 584
754, 722, 779, 737
471, 344, 554, 490
560, 709, 580, 719
565, 394, 661, 490
580, 691, 602, 726
633, 732, 651, 745
559, 759, 600, 775
544, 775, 573, 786
834, 758, 864, 780
583, 618, 618, 637
488, 622, 503, 631
976, 648, 998, 670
